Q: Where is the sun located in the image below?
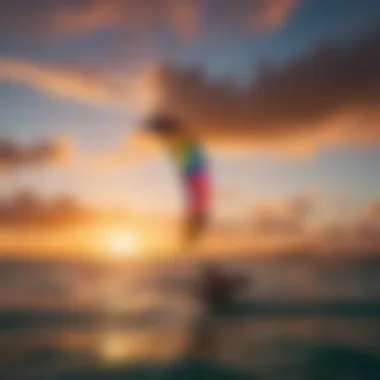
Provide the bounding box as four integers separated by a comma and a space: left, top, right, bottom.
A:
105, 229, 137, 258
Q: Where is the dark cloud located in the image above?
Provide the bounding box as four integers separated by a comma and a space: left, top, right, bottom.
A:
0, 138, 69, 172
156, 26, 380, 151
0, 0, 54, 39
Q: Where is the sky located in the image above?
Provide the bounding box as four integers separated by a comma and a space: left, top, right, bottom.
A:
1, 0, 380, 259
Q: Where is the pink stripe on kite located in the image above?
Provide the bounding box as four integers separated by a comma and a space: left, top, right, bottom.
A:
187, 171, 209, 215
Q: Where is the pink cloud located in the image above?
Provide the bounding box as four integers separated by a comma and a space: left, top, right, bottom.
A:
50, 0, 205, 40
0, 0, 301, 41
247, 0, 300, 31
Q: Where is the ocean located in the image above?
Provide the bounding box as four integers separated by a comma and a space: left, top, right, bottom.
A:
0, 256, 379, 379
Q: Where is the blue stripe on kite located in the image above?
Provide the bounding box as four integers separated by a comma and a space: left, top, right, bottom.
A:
185, 145, 205, 172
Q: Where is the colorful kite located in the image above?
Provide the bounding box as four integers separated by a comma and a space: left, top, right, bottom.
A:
145, 114, 209, 246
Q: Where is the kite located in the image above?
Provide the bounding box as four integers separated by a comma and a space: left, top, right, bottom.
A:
145, 114, 209, 246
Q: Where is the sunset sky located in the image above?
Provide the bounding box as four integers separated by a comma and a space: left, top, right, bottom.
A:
1, 0, 380, 258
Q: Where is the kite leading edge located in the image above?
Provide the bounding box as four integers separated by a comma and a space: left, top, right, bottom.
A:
145, 114, 209, 248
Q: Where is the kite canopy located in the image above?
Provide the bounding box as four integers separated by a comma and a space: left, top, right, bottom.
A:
145, 113, 209, 247
145, 113, 182, 135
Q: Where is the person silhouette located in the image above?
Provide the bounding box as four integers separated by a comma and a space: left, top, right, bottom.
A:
188, 263, 247, 358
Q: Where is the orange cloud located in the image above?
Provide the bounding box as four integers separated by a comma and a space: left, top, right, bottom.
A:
317, 221, 380, 255
0, 137, 71, 173
361, 200, 380, 224
251, 196, 313, 236
0, 190, 379, 257
208, 196, 380, 256
0, 191, 130, 229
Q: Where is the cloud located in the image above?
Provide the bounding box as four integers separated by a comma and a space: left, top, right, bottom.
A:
1, 22, 380, 159
0, 191, 129, 228
0, 57, 161, 114
366, 201, 380, 222
50, 0, 124, 38
0, 0, 53, 39
248, 196, 380, 254
0, 137, 71, 173
0, 0, 300, 42
202, 195, 380, 255
51, 0, 206, 41
87, 131, 165, 172
1, 190, 379, 256
154, 26, 380, 153
251, 197, 313, 236
318, 221, 380, 254
3, 24, 379, 155
246, 0, 300, 31
0, 58, 132, 107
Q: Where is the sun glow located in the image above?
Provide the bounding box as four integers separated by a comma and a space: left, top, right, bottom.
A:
99, 333, 134, 363
103, 229, 138, 258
